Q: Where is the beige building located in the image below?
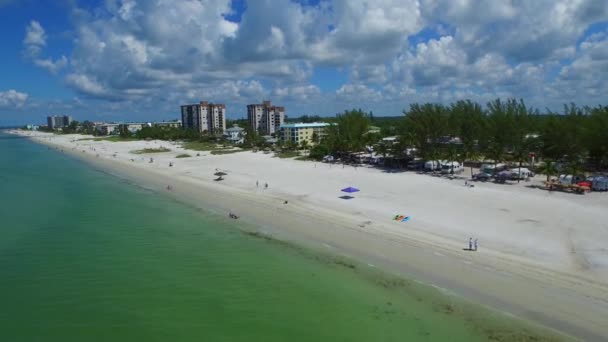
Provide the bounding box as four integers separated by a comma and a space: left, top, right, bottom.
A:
181, 101, 226, 134
279, 122, 329, 146
247, 100, 285, 135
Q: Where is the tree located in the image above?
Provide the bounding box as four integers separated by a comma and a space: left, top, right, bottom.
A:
402, 103, 449, 160
375, 141, 389, 159
585, 105, 608, 170
484, 98, 529, 173
538, 160, 558, 182
118, 124, 131, 138
300, 139, 310, 154
449, 100, 486, 177
322, 109, 370, 156
311, 132, 319, 145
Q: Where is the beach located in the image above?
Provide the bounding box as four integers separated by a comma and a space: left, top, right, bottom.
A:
13, 131, 608, 340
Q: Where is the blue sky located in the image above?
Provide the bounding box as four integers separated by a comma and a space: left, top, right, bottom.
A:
0, 0, 607, 125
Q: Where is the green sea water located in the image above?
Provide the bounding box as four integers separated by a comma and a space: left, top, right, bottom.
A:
0, 133, 563, 341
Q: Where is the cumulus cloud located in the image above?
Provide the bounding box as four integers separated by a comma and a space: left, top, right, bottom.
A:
23, 20, 46, 57
422, 0, 608, 62
23, 20, 69, 74
336, 84, 383, 102
34, 56, 68, 74
13, 0, 608, 118
551, 29, 608, 102
0, 90, 29, 109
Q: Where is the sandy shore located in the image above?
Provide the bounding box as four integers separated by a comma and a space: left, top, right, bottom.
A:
11, 131, 608, 340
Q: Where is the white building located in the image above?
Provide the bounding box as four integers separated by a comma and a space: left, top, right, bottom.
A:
247, 100, 285, 135
224, 125, 246, 144
47, 115, 73, 130
181, 101, 226, 134
97, 123, 119, 135
279, 122, 329, 146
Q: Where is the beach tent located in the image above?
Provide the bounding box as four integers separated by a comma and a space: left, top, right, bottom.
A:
340, 187, 360, 199
214, 171, 227, 181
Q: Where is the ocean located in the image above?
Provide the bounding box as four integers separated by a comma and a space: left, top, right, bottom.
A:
0, 133, 562, 341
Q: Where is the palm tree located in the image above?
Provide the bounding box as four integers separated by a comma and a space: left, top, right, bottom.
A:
300, 140, 310, 155
311, 132, 319, 145
539, 160, 557, 182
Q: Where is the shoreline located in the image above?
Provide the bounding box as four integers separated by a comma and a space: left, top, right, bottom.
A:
11, 131, 608, 340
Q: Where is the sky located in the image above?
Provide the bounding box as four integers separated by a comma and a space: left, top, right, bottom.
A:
0, 0, 607, 125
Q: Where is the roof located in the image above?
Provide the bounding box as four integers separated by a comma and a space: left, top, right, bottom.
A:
280, 122, 330, 129
225, 126, 244, 132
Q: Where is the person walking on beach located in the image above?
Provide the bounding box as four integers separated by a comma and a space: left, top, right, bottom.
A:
256, 180, 259, 188
264, 182, 268, 189
468, 237, 473, 251
474, 238, 478, 251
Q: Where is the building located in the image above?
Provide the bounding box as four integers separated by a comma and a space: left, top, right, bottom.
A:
47, 115, 73, 130
224, 124, 246, 144
247, 100, 285, 135
96, 123, 119, 135
279, 122, 329, 146
154, 121, 182, 128
181, 101, 226, 134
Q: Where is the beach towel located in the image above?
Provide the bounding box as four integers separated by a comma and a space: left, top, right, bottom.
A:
393, 215, 411, 222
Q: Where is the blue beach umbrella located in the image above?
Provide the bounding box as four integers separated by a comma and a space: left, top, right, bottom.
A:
341, 186, 360, 193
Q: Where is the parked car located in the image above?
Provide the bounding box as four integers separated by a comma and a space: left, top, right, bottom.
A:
480, 163, 507, 175
509, 167, 535, 180
407, 159, 425, 170
440, 161, 464, 174
322, 155, 335, 163
558, 174, 585, 185
473, 172, 492, 182
424, 160, 444, 172
588, 175, 608, 191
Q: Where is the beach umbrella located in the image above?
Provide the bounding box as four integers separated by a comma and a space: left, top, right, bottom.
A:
214, 171, 228, 176
341, 186, 360, 193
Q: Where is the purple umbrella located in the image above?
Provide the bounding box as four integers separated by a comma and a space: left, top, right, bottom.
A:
341, 186, 360, 193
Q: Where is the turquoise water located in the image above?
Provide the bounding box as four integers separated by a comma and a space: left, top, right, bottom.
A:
0, 133, 563, 341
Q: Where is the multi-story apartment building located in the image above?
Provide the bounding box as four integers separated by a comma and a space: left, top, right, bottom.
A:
247, 101, 285, 135
279, 122, 329, 146
180, 101, 226, 134
46, 115, 73, 129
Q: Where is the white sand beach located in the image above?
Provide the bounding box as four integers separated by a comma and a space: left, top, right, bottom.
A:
14, 131, 608, 340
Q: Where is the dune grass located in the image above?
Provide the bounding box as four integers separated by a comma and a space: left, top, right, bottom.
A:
210, 149, 244, 155
182, 141, 217, 151
131, 147, 171, 154
276, 151, 299, 159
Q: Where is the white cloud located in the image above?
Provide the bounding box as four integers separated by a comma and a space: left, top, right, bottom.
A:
272, 85, 321, 101
12, 0, 608, 120
552, 30, 608, 103
336, 84, 383, 102
34, 56, 68, 74
23, 20, 46, 57
65, 74, 108, 97
422, 0, 608, 62
0, 90, 29, 109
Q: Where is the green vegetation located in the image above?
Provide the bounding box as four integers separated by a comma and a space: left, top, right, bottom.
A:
131, 148, 171, 154
76, 136, 137, 142
276, 151, 299, 159
210, 149, 244, 155
101, 136, 139, 142
175, 153, 192, 158
182, 141, 217, 151
135, 126, 199, 141
300, 101, 608, 174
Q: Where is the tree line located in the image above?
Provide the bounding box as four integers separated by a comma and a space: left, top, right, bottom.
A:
309, 99, 608, 173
